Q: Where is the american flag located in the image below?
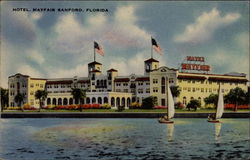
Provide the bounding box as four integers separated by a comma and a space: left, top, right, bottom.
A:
151, 37, 162, 54
94, 41, 104, 56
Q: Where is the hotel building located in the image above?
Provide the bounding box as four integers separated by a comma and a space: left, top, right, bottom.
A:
8, 57, 248, 108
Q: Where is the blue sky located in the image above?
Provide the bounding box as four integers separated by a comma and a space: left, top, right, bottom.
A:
1, 1, 249, 88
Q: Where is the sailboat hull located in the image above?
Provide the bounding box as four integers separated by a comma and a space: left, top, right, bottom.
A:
207, 120, 220, 123
158, 119, 174, 124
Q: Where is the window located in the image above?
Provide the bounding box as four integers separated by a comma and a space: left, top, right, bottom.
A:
209, 81, 212, 84
192, 88, 195, 92
201, 81, 204, 84
188, 80, 191, 83
153, 87, 158, 93
201, 88, 204, 92
138, 89, 143, 94
30, 91, 34, 95
36, 83, 39, 87
192, 80, 195, 84
146, 82, 150, 85
146, 88, 150, 93
40, 84, 43, 88
188, 87, 191, 92
124, 89, 128, 92
30, 84, 34, 88
209, 88, 212, 92
169, 78, 174, 83
153, 79, 158, 84
179, 80, 182, 83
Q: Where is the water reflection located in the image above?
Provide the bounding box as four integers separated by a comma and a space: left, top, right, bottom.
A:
167, 124, 174, 142
215, 123, 222, 142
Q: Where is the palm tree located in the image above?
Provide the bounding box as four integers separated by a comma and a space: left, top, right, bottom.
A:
1, 88, 9, 112
170, 85, 181, 104
35, 90, 48, 112
71, 88, 86, 112
224, 87, 246, 111
14, 93, 25, 111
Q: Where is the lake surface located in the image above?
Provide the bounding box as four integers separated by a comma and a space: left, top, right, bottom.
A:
0, 118, 249, 160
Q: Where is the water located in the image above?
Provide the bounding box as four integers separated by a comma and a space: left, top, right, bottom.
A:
0, 118, 249, 160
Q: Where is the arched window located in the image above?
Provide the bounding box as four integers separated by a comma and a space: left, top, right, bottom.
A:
98, 97, 102, 104
86, 97, 90, 104
92, 97, 96, 104
63, 98, 68, 105
47, 98, 51, 105
104, 97, 108, 104
52, 98, 57, 105
111, 97, 115, 106
122, 97, 126, 107
116, 97, 120, 107
161, 77, 165, 94
58, 98, 62, 105
127, 98, 131, 108
69, 98, 73, 105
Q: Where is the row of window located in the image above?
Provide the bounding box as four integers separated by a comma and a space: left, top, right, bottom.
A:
182, 87, 228, 93
30, 84, 44, 88
10, 84, 27, 88
179, 79, 245, 86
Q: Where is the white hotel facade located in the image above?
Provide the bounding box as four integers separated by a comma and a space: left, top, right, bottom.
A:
8, 58, 248, 109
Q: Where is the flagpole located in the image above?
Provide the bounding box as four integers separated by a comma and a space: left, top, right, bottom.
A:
151, 36, 153, 59
94, 42, 96, 61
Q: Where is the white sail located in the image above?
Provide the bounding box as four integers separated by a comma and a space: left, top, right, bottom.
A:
216, 86, 224, 119
167, 86, 175, 119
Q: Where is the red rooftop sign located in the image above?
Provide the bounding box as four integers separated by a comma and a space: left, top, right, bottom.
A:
181, 56, 211, 72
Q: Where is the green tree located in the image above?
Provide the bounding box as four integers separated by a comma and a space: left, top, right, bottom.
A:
1, 88, 9, 112
14, 93, 25, 111
35, 90, 48, 112
187, 99, 201, 111
71, 88, 86, 112
170, 85, 181, 105
170, 85, 181, 98
224, 87, 247, 111
142, 96, 157, 109
204, 93, 218, 107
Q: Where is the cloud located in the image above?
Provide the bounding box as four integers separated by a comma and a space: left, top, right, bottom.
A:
47, 64, 88, 78
52, 5, 151, 55
107, 51, 167, 76
2, 8, 37, 47
174, 8, 240, 43
17, 64, 44, 78
26, 49, 45, 65
30, 12, 43, 21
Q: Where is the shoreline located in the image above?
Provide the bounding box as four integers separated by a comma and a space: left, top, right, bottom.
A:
1, 112, 249, 118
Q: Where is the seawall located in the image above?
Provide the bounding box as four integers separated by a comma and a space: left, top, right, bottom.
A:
1, 112, 249, 118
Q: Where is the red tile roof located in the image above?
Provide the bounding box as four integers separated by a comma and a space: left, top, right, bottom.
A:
135, 77, 150, 81
114, 78, 130, 82
88, 61, 102, 65
46, 80, 73, 85
144, 58, 159, 63
107, 68, 118, 72
77, 80, 90, 83
208, 77, 248, 82
178, 75, 206, 80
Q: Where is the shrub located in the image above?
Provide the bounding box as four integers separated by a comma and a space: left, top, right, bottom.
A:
23, 104, 37, 110
100, 103, 111, 109
153, 106, 167, 109
142, 96, 157, 109
6, 107, 21, 110
187, 99, 201, 111
129, 102, 142, 109
175, 102, 185, 109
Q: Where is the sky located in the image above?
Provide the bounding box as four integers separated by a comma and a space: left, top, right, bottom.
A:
0, 1, 249, 88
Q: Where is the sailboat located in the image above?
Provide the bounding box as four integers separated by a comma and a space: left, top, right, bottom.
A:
208, 85, 224, 123
158, 85, 175, 124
